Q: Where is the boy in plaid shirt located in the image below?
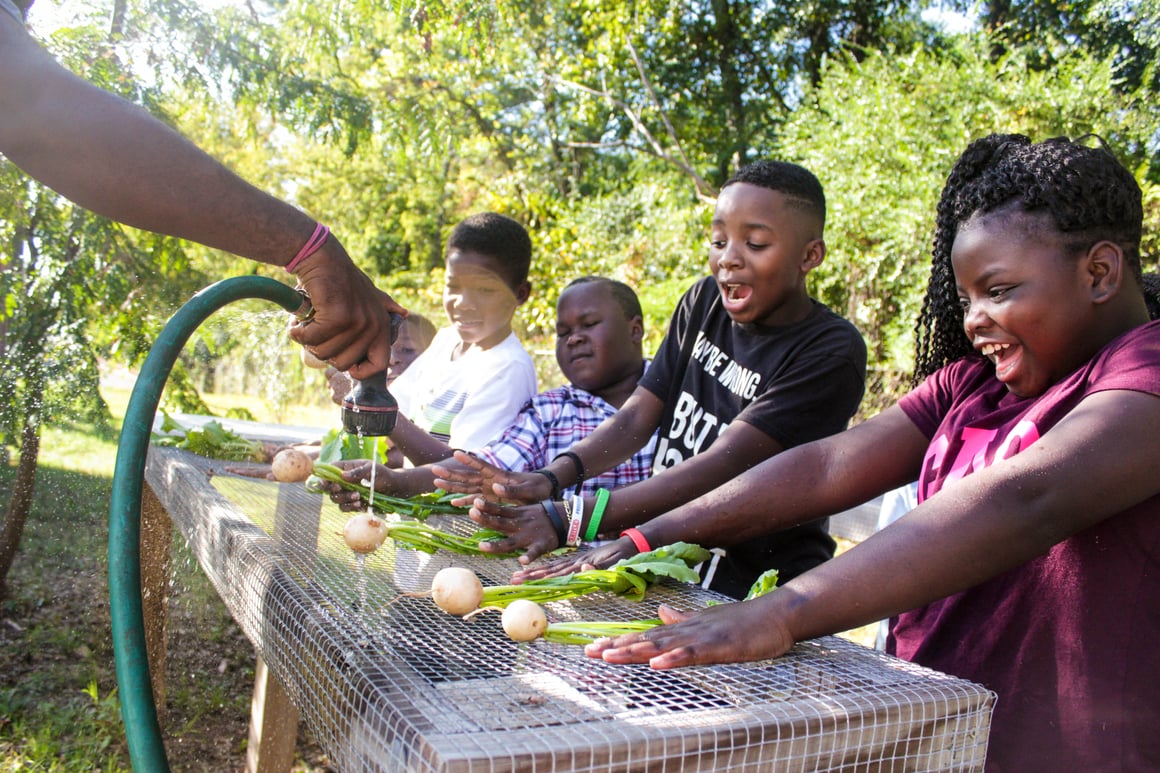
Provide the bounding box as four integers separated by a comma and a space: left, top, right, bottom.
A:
321, 277, 654, 504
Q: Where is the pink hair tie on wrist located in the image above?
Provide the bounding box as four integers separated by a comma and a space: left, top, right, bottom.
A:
285, 223, 330, 273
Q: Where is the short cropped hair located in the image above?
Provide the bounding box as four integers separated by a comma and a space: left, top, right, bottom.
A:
446, 213, 533, 290
722, 160, 826, 229
400, 312, 437, 351
563, 276, 643, 320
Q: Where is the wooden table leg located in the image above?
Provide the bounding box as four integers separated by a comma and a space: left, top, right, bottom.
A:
140, 482, 172, 721
247, 657, 300, 773
245, 481, 323, 773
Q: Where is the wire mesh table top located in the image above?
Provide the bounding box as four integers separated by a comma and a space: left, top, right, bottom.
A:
145, 443, 994, 773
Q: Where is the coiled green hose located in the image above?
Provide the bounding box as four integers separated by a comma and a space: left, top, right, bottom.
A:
108, 276, 305, 771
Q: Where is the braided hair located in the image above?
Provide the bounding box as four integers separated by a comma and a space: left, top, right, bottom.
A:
913, 134, 1151, 383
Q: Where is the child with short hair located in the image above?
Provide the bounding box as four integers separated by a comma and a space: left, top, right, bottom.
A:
386, 212, 538, 466
387, 313, 437, 384
319, 276, 655, 504
586, 134, 1160, 772
441, 161, 867, 598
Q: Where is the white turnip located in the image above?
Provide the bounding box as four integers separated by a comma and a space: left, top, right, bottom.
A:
430, 567, 484, 616
502, 599, 548, 642
343, 513, 388, 554
271, 448, 313, 482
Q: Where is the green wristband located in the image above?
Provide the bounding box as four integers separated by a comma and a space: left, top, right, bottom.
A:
584, 488, 611, 542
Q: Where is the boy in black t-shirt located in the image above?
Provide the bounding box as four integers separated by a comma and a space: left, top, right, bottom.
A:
438, 161, 867, 598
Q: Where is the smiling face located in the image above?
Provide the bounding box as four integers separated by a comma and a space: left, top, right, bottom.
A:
442, 248, 529, 351
952, 209, 1105, 398
709, 183, 824, 327
555, 281, 643, 394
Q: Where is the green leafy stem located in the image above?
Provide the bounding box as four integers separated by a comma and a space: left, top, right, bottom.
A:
538, 566, 780, 645
310, 461, 470, 519
373, 519, 522, 559
478, 542, 712, 609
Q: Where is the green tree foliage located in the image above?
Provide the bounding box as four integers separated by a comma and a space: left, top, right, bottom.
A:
123, 0, 957, 345
781, 36, 1151, 414
12, 0, 1160, 397
962, 0, 1159, 92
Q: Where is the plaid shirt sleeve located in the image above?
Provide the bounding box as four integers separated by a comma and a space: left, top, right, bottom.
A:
472, 384, 657, 495
472, 397, 550, 471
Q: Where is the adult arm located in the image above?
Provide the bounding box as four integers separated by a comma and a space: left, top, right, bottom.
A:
590, 391, 1160, 668
0, 15, 403, 376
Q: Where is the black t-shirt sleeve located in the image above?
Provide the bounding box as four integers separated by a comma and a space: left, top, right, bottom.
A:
734, 324, 867, 448
2, 0, 27, 22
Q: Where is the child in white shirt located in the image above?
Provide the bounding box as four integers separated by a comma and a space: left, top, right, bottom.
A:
387, 213, 538, 465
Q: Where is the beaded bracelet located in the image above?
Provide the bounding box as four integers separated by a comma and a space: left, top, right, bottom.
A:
620, 527, 651, 554
584, 488, 610, 542
541, 500, 567, 547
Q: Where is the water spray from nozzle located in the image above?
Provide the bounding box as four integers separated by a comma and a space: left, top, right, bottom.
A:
341, 313, 403, 437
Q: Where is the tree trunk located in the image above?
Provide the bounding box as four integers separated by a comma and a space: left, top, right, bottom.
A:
0, 367, 43, 598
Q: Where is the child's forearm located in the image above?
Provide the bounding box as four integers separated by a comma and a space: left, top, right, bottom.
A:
387, 414, 455, 467
634, 408, 926, 552
594, 420, 782, 535
375, 466, 439, 498
781, 393, 1160, 644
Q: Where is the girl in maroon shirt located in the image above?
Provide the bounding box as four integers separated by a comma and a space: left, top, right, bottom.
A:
585, 134, 1160, 771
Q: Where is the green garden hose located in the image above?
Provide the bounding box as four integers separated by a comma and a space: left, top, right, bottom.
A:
108, 276, 306, 771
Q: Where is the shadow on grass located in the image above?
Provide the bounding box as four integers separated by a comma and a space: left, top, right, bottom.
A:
1, 463, 128, 770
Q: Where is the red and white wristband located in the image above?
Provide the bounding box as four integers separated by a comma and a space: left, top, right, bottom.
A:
285, 223, 330, 273
565, 493, 585, 547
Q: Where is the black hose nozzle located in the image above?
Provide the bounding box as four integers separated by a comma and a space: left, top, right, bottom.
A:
340, 313, 403, 437
341, 370, 398, 437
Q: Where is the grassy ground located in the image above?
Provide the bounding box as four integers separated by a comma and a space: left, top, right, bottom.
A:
0, 390, 335, 773
1, 386, 877, 772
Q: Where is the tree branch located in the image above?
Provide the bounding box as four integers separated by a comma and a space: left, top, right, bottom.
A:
625, 40, 717, 200
550, 75, 717, 204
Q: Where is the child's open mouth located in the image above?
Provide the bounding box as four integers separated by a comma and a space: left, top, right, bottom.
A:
722, 282, 752, 304
981, 342, 1019, 380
